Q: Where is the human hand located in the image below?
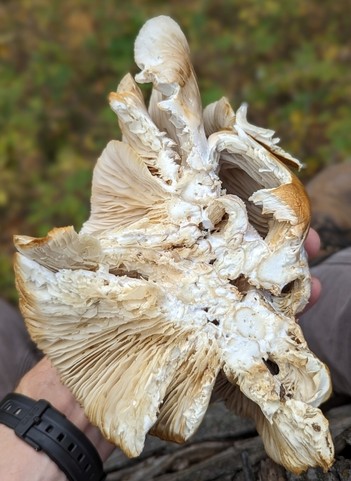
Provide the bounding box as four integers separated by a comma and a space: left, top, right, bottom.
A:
304, 227, 322, 310
0, 357, 114, 481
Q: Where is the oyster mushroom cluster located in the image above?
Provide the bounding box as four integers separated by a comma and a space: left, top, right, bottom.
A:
14, 16, 334, 473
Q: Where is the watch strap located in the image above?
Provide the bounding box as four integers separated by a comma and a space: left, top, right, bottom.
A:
0, 393, 105, 481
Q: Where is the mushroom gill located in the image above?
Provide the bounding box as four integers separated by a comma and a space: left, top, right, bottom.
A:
14, 15, 334, 474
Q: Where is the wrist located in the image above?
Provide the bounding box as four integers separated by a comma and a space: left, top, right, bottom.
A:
0, 393, 106, 481
15, 358, 86, 429
15, 358, 114, 461
0, 422, 67, 481
0, 358, 114, 481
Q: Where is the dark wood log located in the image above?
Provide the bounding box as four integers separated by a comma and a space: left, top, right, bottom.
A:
104, 403, 351, 481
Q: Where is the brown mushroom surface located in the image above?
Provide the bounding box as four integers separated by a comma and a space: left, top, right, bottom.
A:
14, 16, 334, 474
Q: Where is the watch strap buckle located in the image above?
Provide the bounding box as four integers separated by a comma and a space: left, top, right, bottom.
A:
14, 399, 51, 438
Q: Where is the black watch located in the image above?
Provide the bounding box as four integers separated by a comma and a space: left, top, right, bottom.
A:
0, 393, 106, 481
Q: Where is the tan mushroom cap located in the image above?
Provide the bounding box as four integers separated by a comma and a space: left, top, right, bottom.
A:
14, 15, 334, 473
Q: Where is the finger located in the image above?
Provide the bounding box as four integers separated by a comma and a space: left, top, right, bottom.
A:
304, 228, 321, 259
300, 276, 322, 315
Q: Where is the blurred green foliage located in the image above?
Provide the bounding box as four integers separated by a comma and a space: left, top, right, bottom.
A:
0, 0, 350, 303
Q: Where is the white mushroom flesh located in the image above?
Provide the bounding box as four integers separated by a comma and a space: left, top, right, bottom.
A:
14, 15, 334, 473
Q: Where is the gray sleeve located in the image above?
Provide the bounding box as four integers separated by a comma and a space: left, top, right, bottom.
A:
299, 248, 351, 397
0, 299, 43, 398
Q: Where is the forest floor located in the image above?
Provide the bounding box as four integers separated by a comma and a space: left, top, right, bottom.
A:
103, 401, 351, 481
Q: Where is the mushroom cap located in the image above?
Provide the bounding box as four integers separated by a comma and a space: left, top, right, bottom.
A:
14, 15, 334, 473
